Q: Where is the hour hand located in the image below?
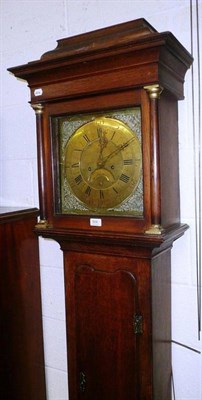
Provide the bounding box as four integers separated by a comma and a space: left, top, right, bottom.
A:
98, 127, 108, 146
97, 127, 108, 166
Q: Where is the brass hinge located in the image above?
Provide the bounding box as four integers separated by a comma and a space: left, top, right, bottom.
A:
133, 314, 143, 335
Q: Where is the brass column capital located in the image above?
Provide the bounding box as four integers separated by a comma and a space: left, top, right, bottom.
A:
31, 103, 44, 114
144, 84, 163, 99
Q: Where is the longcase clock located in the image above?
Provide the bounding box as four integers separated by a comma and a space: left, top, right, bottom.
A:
9, 18, 193, 400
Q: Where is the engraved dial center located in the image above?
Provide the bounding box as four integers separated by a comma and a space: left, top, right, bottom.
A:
64, 116, 142, 210
80, 140, 122, 189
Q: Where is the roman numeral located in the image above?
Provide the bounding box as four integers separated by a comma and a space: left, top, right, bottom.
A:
83, 134, 90, 143
119, 174, 130, 183
113, 187, 119, 194
71, 162, 80, 168
75, 175, 82, 185
123, 159, 133, 165
85, 186, 91, 196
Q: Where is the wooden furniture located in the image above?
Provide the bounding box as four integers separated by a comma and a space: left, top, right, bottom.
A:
0, 207, 46, 400
8, 19, 192, 400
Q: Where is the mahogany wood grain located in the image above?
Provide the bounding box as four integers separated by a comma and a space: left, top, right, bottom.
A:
159, 92, 180, 227
8, 20, 192, 102
58, 234, 172, 400
75, 266, 139, 399
0, 208, 46, 400
35, 225, 188, 400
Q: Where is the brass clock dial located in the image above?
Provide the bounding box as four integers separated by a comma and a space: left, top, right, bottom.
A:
64, 116, 142, 211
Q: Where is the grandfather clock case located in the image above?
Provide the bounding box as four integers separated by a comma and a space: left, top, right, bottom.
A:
9, 19, 192, 400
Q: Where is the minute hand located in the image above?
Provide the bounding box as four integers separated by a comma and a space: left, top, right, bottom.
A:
100, 137, 135, 166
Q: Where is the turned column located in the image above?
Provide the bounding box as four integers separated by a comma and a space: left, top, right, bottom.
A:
144, 85, 163, 234
31, 103, 48, 227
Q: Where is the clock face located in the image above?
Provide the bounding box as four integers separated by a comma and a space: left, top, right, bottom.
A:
52, 107, 143, 216
65, 117, 141, 210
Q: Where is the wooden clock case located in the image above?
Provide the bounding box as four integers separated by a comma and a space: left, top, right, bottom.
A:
9, 19, 192, 400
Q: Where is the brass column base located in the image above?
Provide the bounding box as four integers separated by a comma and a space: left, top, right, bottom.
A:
145, 224, 164, 235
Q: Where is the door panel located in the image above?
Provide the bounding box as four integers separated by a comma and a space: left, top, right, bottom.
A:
75, 264, 140, 400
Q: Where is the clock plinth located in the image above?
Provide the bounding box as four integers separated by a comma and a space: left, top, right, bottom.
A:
9, 18, 192, 400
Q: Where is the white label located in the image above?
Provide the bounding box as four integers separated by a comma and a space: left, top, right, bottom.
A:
90, 218, 102, 227
34, 88, 43, 96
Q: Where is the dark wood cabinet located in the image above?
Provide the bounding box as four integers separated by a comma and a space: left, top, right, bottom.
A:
0, 208, 46, 400
51, 230, 178, 400
8, 18, 192, 399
